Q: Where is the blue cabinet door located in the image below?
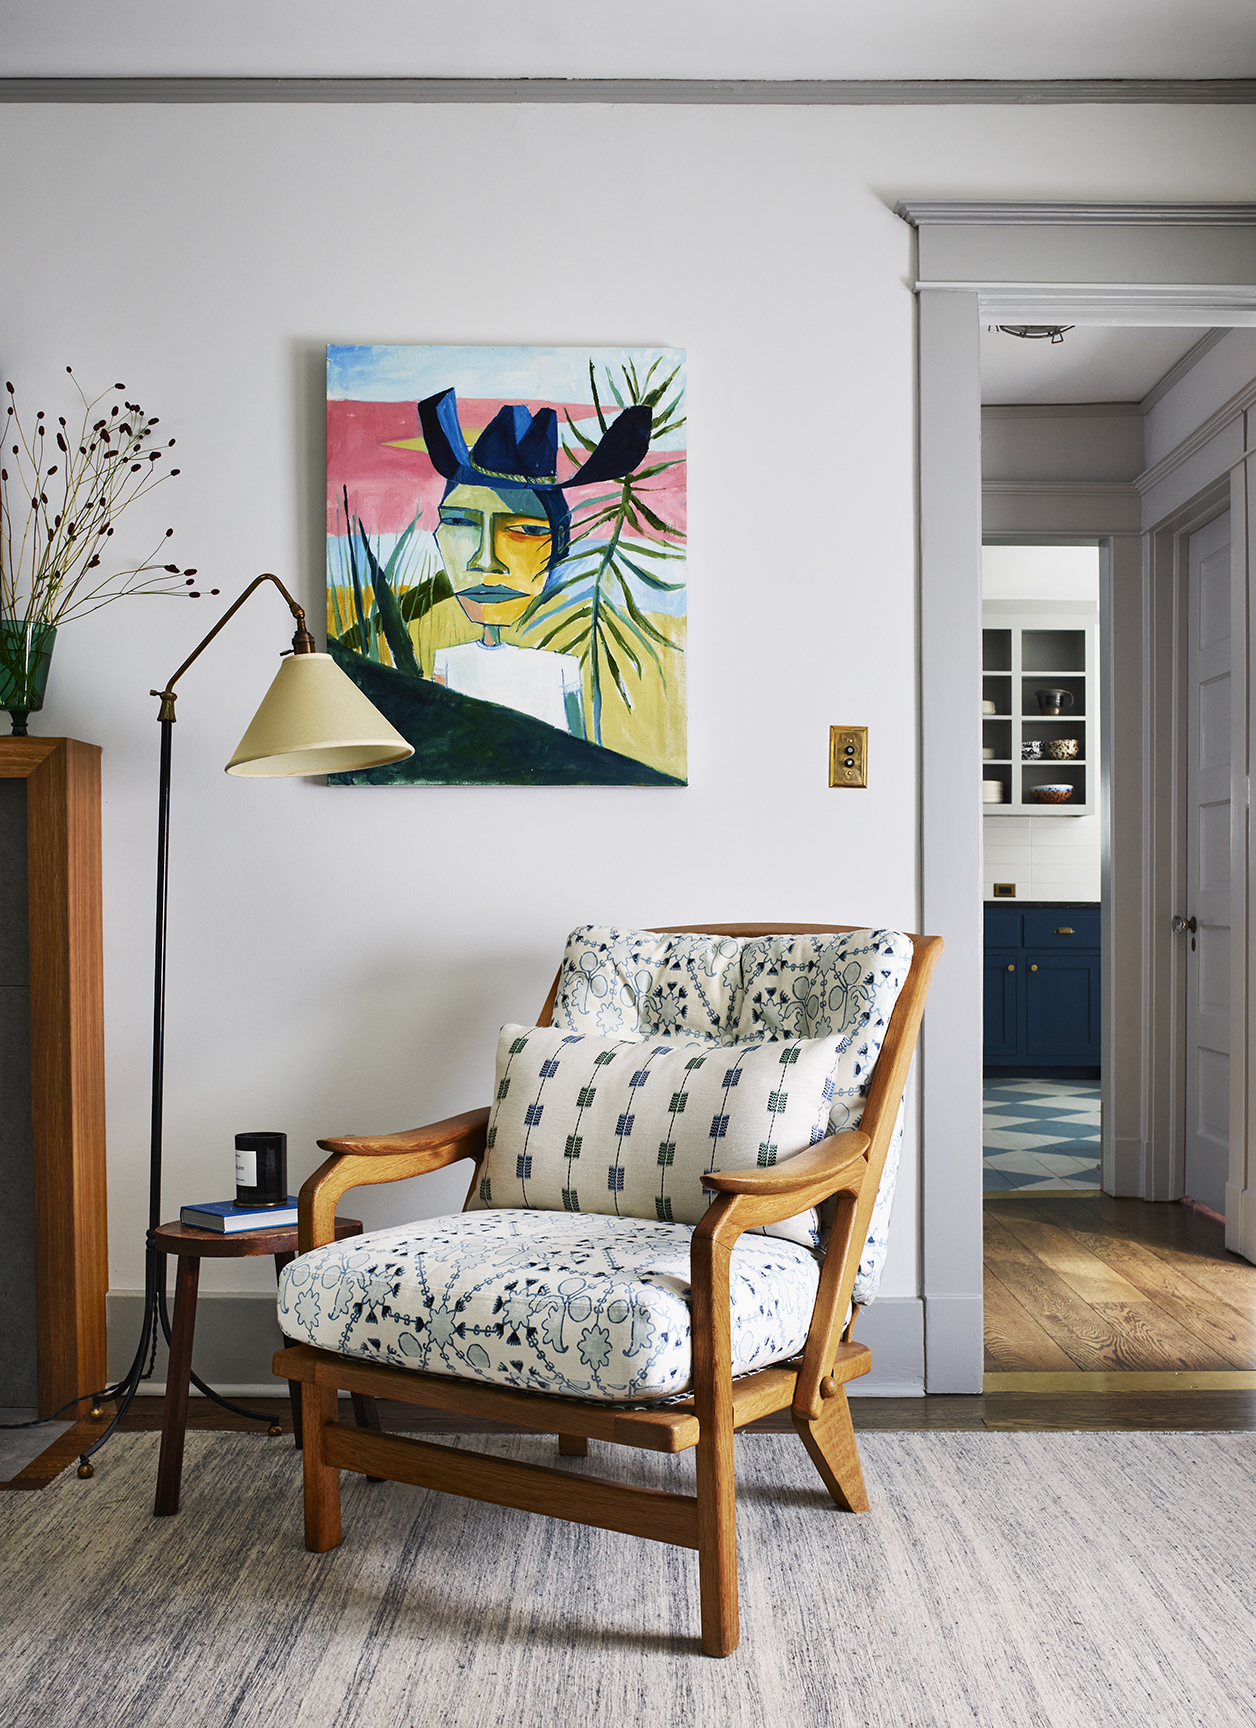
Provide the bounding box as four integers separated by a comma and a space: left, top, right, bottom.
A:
1024, 951, 1100, 1059
984, 953, 1020, 1057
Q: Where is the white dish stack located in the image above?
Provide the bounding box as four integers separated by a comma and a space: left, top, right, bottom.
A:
982, 779, 1006, 803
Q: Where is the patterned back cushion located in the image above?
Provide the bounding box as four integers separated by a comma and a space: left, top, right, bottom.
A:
550, 928, 744, 1044
548, 926, 915, 1301
467, 1025, 849, 1249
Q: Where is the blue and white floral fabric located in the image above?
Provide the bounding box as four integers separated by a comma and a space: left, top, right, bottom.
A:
550, 928, 744, 1043
277, 1210, 820, 1404
550, 926, 914, 1304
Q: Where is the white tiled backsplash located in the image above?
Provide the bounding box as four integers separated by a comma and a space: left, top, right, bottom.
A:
983, 813, 1101, 903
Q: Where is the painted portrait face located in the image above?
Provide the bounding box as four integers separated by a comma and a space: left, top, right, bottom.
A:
436, 483, 553, 627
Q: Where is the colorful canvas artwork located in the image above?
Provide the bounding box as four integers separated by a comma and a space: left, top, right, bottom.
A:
325, 345, 687, 786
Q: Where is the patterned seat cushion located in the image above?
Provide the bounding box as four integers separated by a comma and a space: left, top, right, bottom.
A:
277, 1209, 820, 1405
550, 926, 914, 1304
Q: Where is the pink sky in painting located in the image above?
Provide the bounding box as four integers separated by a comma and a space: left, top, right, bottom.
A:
327, 397, 686, 542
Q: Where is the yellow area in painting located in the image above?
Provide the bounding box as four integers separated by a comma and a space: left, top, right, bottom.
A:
384, 427, 485, 454
330, 586, 686, 781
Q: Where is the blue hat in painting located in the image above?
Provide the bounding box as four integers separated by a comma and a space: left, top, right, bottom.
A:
418, 389, 652, 492
419, 387, 652, 575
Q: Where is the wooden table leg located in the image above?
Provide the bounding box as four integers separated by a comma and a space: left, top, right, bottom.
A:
274, 1252, 303, 1449
154, 1254, 200, 1516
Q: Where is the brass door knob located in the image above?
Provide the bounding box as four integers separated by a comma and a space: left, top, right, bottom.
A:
1007, 964, 1015, 972
1030, 963, 1038, 971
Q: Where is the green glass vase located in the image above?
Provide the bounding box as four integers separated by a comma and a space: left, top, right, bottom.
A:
0, 620, 57, 736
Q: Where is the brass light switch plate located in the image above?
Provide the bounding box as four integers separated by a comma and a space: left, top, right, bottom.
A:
829, 726, 868, 788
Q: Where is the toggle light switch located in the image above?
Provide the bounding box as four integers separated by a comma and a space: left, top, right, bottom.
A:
829, 726, 868, 788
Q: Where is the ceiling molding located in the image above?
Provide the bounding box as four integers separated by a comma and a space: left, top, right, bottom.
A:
982, 480, 1139, 496
918, 281, 1256, 324
899, 201, 1256, 226
1, 76, 1256, 106
981, 403, 1143, 420
1134, 376, 1256, 494
1139, 329, 1229, 412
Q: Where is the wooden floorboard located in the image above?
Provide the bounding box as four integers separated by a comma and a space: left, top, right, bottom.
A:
982, 1195, 1256, 1373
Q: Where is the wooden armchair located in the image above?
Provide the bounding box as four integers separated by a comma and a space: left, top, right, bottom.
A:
274, 923, 941, 1657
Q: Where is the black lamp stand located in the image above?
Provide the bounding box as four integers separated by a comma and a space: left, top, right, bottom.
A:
75, 576, 316, 1476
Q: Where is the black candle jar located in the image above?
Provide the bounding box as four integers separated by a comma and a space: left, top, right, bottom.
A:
234, 1131, 288, 1208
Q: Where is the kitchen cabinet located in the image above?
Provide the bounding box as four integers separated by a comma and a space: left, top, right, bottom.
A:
984, 902, 1099, 1076
982, 601, 1098, 817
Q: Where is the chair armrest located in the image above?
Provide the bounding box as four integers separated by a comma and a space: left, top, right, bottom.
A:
699, 1130, 870, 1227
300, 1107, 489, 1252
316, 1106, 491, 1160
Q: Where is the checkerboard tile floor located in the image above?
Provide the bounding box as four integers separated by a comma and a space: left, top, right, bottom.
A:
983, 1078, 1101, 1192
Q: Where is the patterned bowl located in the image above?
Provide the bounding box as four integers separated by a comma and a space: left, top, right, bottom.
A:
1030, 784, 1074, 804
1046, 738, 1080, 759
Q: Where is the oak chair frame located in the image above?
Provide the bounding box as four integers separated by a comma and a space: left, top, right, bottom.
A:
275, 923, 942, 1657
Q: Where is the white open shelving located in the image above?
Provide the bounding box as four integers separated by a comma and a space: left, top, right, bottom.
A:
981, 600, 1098, 817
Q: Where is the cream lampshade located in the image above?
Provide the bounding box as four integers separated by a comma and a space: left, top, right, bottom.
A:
225, 652, 413, 777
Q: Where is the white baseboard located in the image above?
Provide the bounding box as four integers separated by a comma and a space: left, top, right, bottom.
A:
923, 1293, 984, 1392
107, 1290, 927, 1401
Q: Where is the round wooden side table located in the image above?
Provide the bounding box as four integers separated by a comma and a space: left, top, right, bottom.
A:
151, 1216, 364, 1516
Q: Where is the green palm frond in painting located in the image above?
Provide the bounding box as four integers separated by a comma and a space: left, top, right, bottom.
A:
328, 486, 451, 672
518, 357, 686, 746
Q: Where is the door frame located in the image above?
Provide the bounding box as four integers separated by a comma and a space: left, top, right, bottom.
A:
1143, 480, 1234, 1206
898, 201, 1256, 1388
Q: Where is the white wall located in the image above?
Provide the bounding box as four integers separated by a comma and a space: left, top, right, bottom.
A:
3, 99, 1255, 1371
5, 0, 1256, 79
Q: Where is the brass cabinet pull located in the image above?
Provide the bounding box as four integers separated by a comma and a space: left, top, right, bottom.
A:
1030, 963, 1038, 971
1007, 964, 1015, 972
1055, 926, 1075, 935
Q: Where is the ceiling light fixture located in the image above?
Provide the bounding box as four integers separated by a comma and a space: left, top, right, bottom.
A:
994, 325, 1074, 345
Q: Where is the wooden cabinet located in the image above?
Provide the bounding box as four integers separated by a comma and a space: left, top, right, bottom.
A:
984, 903, 1099, 1076
0, 739, 107, 1417
982, 601, 1098, 817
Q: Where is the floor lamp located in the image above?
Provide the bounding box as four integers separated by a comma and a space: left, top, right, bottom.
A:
77, 574, 412, 1476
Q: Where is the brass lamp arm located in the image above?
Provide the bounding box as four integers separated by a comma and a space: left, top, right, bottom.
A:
151, 572, 316, 720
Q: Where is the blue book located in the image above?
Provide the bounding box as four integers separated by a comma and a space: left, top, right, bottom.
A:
179, 1197, 300, 1233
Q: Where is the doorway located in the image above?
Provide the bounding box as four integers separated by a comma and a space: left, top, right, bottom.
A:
905, 199, 1256, 1390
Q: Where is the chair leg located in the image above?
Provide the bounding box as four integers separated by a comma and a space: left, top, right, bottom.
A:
351, 1391, 385, 1482
792, 1385, 869, 1513
557, 1433, 588, 1457
301, 1381, 342, 1553
694, 1427, 739, 1657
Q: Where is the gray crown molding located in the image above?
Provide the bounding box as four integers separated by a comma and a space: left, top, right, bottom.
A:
918, 281, 1256, 323
981, 402, 1143, 420
2, 76, 1256, 106
982, 479, 1139, 495
1134, 375, 1256, 495
899, 201, 1256, 226
1139, 329, 1229, 412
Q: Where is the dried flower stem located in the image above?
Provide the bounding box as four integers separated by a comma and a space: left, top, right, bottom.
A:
0, 368, 204, 629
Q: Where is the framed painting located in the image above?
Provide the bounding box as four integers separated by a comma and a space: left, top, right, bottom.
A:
325, 345, 687, 786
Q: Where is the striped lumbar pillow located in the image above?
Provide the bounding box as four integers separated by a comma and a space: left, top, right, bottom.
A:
467, 1024, 850, 1249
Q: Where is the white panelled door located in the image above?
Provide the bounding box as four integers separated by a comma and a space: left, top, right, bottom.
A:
1184, 511, 1232, 1216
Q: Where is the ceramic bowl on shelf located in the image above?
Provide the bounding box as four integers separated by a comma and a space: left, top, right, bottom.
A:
982, 747, 996, 760
1046, 738, 1080, 759
981, 699, 998, 714
1029, 784, 1074, 804
981, 779, 1006, 803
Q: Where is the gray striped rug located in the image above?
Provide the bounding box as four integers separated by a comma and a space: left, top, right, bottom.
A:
2, 1429, 1251, 1727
